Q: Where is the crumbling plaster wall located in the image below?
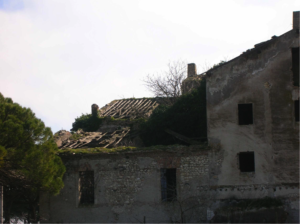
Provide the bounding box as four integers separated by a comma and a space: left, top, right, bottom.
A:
206, 30, 299, 186
40, 148, 299, 223
40, 148, 226, 223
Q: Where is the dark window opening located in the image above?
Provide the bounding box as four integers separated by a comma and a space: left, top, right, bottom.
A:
79, 171, 94, 205
295, 100, 299, 122
292, 47, 299, 86
238, 104, 253, 125
239, 152, 255, 172
161, 168, 177, 201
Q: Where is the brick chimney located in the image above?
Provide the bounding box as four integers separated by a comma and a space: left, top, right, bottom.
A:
293, 11, 299, 30
91, 104, 99, 117
187, 63, 197, 77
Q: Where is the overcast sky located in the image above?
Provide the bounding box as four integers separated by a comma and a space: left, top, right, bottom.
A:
0, 0, 299, 133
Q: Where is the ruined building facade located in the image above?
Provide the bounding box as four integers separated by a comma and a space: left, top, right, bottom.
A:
40, 12, 299, 223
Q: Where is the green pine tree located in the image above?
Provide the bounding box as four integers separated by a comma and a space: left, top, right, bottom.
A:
0, 92, 66, 223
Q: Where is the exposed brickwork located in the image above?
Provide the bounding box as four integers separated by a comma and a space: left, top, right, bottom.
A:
91, 104, 99, 116
188, 63, 197, 77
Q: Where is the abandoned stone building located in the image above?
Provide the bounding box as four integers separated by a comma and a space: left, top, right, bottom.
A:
40, 12, 299, 223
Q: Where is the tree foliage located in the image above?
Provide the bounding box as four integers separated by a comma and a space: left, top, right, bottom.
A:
139, 78, 207, 146
0, 92, 66, 222
71, 113, 105, 132
0, 92, 65, 193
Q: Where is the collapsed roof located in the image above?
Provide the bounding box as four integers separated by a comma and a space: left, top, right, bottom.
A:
98, 98, 160, 119
55, 127, 135, 149
55, 98, 160, 149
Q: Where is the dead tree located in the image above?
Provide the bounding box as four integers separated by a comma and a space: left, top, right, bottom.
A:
143, 61, 186, 105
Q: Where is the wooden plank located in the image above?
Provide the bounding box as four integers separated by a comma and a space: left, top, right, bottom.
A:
142, 101, 159, 116
123, 100, 140, 115
134, 99, 147, 110
113, 129, 130, 145
120, 100, 134, 111
102, 100, 122, 116
103, 100, 126, 116
125, 99, 143, 115
139, 100, 153, 112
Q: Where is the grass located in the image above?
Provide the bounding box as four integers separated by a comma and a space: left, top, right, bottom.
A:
69, 132, 82, 140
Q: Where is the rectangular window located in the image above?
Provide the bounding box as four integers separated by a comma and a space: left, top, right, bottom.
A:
238, 104, 253, 125
295, 100, 299, 122
239, 152, 255, 172
161, 168, 177, 202
79, 171, 94, 205
292, 47, 299, 86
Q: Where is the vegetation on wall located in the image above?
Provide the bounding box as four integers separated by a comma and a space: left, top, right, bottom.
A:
71, 113, 146, 132
71, 114, 105, 132
211, 60, 227, 69
70, 79, 207, 147
139, 79, 207, 146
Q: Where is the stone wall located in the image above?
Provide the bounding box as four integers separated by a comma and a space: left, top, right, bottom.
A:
206, 29, 299, 187
40, 147, 213, 223
198, 27, 299, 222
40, 146, 299, 223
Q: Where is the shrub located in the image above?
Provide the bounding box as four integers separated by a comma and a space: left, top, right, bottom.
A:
71, 114, 104, 132
139, 79, 207, 146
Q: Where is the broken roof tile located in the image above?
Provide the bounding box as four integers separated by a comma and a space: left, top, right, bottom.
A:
56, 127, 132, 149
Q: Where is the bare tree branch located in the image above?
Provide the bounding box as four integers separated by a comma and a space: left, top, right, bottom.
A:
143, 60, 186, 105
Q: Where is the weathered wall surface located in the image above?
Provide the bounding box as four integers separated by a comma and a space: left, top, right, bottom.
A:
40, 146, 299, 223
202, 29, 300, 222
206, 30, 299, 186
40, 147, 215, 223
